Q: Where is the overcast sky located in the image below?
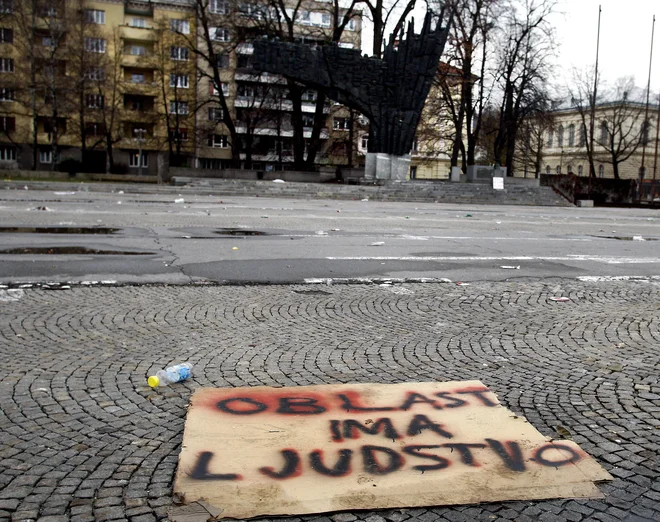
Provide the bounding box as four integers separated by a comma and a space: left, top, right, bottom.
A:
360, 0, 658, 95
553, 0, 657, 91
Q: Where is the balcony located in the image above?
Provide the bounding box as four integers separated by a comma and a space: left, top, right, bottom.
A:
121, 53, 154, 68
235, 125, 329, 139
233, 99, 329, 114
120, 25, 156, 41
121, 81, 159, 97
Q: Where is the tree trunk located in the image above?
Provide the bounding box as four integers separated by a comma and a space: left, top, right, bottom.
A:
288, 81, 305, 170
304, 92, 326, 170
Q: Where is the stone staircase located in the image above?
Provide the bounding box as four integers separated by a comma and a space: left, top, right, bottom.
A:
173, 177, 573, 206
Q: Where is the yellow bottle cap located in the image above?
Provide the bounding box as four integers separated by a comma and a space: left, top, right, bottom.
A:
148, 375, 160, 388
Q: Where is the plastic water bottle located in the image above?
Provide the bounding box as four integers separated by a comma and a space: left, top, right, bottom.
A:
148, 363, 192, 388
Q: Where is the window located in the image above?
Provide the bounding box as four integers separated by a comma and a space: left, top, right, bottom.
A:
0, 87, 14, 101
545, 165, 551, 174
0, 58, 13, 72
85, 9, 105, 24
567, 164, 572, 174
239, 3, 266, 19
0, 28, 13, 43
599, 121, 607, 143
347, 19, 356, 31
215, 52, 229, 69
302, 114, 314, 127
598, 165, 604, 178
85, 38, 106, 53
579, 125, 586, 147
0, 0, 12, 14
641, 119, 650, 146
85, 94, 104, 108
321, 13, 331, 27
557, 125, 564, 148
170, 74, 189, 89
237, 84, 254, 98
360, 135, 368, 150
40, 149, 52, 164
210, 0, 230, 15
302, 90, 316, 102
42, 37, 54, 47
86, 67, 105, 80
41, 6, 57, 17
131, 73, 145, 83
199, 158, 226, 169
170, 101, 189, 114
0, 115, 14, 131
639, 166, 646, 179
85, 122, 105, 136
130, 45, 146, 56
547, 130, 553, 148
333, 117, 349, 130
556, 165, 561, 174
170, 19, 190, 34
237, 54, 253, 69
568, 124, 575, 147
208, 107, 223, 121
170, 46, 189, 61
212, 82, 229, 96
0, 145, 15, 160
130, 18, 146, 28
412, 138, 419, 152
299, 10, 311, 23
129, 151, 148, 168
409, 166, 417, 179
210, 27, 230, 42
208, 134, 228, 148
169, 128, 188, 141
578, 165, 583, 176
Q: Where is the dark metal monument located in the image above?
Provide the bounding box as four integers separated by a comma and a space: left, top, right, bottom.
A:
252, 9, 451, 181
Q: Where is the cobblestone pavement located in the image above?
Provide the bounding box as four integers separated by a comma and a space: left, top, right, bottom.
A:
0, 280, 659, 522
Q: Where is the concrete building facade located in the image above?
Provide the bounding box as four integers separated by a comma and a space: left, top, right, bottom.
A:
0, 0, 363, 176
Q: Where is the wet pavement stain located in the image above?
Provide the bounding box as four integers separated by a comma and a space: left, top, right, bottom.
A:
0, 227, 119, 234
0, 247, 152, 255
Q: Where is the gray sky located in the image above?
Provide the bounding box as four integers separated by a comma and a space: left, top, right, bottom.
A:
360, 0, 658, 94
553, 0, 657, 91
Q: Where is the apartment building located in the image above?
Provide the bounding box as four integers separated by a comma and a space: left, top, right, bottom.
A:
195, 0, 362, 171
0, 0, 363, 176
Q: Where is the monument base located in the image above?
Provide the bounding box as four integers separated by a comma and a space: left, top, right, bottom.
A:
365, 153, 412, 181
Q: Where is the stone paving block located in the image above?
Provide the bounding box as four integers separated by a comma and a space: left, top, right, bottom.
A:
0, 282, 658, 522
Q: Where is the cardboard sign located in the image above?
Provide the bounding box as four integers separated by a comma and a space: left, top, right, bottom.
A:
173, 381, 611, 519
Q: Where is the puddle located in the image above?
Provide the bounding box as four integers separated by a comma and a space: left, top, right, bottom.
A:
0, 247, 152, 255
214, 228, 269, 236
0, 227, 119, 234
592, 236, 657, 241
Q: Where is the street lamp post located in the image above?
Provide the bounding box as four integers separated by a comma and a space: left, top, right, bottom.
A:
134, 128, 146, 176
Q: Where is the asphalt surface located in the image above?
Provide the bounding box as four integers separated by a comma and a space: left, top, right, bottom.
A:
0, 185, 658, 522
0, 187, 658, 284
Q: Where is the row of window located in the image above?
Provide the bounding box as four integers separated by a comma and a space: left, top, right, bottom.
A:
548, 121, 650, 149
544, 164, 606, 177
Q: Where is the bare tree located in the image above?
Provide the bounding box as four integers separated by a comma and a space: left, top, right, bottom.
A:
153, 17, 197, 169
492, 0, 557, 175
514, 108, 554, 176
434, 0, 499, 171
191, 0, 242, 168
566, 66, 598, 177
12, 0, 71, 170
595, 77, 646, 180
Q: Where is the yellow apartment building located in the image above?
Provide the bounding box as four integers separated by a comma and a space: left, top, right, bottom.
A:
0, 0, 363, 176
